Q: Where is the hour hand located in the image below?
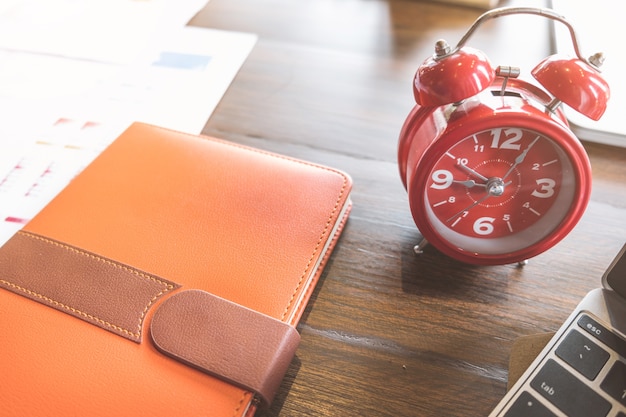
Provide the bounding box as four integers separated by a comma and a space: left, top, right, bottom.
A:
453, 179, 486, 188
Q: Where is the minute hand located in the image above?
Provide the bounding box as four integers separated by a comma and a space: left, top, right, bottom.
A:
502, 136, 540, 180
458, 162, 489, 182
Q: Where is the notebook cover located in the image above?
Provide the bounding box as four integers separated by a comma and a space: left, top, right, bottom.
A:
0, 122, 352, 417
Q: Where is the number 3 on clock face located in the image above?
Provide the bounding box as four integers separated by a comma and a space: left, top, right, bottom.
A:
415, 125, 587, 264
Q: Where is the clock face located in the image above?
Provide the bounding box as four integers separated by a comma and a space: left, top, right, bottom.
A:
422, 126, 578, 256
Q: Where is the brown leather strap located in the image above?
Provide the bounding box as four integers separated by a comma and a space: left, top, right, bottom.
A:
150, 289, 300, 407
0, 231, 300, 405
0, 231, 179, 342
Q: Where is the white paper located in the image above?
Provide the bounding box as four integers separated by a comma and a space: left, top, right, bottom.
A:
0, 0, 258, 245
0, 0, 209, 63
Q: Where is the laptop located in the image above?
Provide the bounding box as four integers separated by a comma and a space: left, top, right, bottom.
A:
548, 0, 626, 148
488, 243, 626, 416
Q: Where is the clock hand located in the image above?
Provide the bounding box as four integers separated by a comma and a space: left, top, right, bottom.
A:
457, 161, 489, 182
502, 136, 540, 180
447, 193, 492, 223
446, 177, 510, 222
453, 179, 487, 188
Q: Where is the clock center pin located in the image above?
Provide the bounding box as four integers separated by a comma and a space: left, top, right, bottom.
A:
486, 178, 505, 197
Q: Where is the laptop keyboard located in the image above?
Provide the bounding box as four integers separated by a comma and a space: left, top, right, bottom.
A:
503, 313, 626, 417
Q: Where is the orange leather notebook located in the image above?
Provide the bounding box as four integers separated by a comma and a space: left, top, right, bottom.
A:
0, 122, 352, 417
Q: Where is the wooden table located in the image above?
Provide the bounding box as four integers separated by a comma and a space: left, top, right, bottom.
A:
191, 1, 626, 415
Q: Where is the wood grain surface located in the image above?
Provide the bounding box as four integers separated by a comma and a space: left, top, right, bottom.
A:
190, 1, 626, 415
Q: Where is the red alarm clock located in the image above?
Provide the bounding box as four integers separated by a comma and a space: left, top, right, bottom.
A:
398, 7, 610, 265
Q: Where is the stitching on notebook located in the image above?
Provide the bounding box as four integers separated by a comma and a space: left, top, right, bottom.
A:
19, 231, 175, 288
151, 124, 352, 186
137, 288, 171, 337
12, 230, 176, 339
230, 392, 249, 417
288, 205, 350, 325
279, 177, 349, 322
148, 124, 351, 324
0, 278, 140, 339
102, 125, 348, 414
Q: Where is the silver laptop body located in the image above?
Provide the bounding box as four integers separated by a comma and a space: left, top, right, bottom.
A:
489, 243, 626, 416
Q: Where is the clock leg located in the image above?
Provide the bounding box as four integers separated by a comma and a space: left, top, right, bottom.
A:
413, 238, 429, 255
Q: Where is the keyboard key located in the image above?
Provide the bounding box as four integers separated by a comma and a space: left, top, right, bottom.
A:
578, 315, 626, 357
530, 359, 612, 417
601, 361, 626, 407
556, 329, 610, 380
503, 391, 557, 417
